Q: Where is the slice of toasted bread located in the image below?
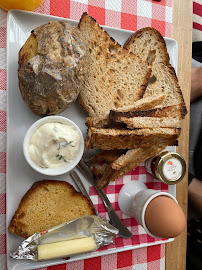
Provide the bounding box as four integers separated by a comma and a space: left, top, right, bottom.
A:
96, 144, 167, 189
143, 63, 187, 116
85, 95, 166, 128
124, 27, 170, 65
116, 116, 180, 129
8, 180, 96, 238
91, 163, 108, 179
88, 150, 126, 182
109, 104, 186, 123
78, 13, 151, 121
124, 27, 187, 119
114, 94, 165, 112
85, 127, 180, 150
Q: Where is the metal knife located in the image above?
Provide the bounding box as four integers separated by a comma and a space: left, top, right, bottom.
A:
77, 158, 132, 239
70, 170, 100, 217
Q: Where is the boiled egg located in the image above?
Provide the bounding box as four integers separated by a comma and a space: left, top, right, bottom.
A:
145, 195, 185, 238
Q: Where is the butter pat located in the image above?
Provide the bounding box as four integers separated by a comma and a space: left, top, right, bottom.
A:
38, 237, 96, 260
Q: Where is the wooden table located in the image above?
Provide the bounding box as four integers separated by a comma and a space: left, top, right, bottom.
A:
165, 0, 193, 269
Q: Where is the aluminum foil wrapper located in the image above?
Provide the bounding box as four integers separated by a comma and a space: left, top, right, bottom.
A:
10, 215, 118, 261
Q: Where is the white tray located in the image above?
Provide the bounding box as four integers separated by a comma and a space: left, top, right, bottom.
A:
6, 10, 177, 270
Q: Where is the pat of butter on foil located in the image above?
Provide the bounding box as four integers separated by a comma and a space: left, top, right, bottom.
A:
38, 237, 96, 260
10, 216, 119, 261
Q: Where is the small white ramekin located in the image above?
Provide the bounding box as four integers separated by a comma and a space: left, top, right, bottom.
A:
23, 116, 84, 176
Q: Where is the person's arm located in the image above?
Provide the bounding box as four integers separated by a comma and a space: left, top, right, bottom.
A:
188, 177, 202, 215
191, 67, 202, 102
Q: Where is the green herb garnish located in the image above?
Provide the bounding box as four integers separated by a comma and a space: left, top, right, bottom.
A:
63, 157, 67, 163
63, 141, 73, 147
56, 154, 68, 163
58, 141, 73, 150
56, 154, 63, 160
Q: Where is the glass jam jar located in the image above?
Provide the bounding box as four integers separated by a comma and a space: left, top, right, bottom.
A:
145, 151, 186, 185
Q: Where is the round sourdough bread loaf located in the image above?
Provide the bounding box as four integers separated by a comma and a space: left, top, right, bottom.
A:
18, 21, 86, 116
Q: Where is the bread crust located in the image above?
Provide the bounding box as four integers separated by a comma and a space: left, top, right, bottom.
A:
8, 180, 96, 238
161, 64, 187, 118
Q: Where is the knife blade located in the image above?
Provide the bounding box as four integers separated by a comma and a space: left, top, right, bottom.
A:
77, 158, 132, 239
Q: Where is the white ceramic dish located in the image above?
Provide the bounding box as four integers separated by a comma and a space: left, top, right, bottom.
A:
23, 116, 84, 176
6, 10, 177, 270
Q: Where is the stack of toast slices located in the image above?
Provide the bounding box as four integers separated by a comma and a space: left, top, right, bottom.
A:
78, 13, 187, 189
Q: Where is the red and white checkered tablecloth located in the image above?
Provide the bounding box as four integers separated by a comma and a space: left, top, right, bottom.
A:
193, 0, 202, 41
0, 0, 173, 269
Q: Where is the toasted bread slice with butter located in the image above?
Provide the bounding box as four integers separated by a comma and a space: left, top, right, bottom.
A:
8, 180, 96, 238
